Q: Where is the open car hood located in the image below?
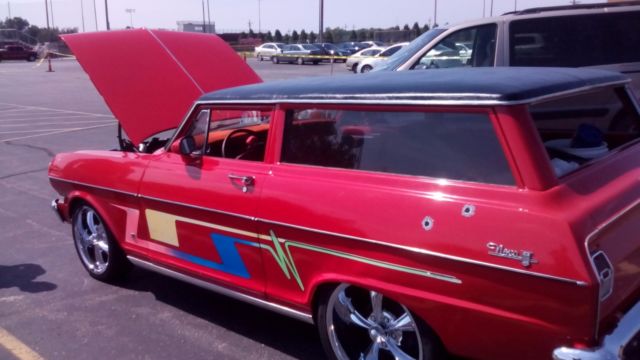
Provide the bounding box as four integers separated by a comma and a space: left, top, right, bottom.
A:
62, 29, 262, 146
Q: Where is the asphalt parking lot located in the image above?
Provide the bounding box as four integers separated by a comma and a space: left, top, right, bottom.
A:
0, 58, 348, 360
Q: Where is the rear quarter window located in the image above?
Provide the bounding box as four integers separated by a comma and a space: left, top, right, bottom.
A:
281, 109, 514, 185
509, 11, 640, 67
530, 86, 640, 177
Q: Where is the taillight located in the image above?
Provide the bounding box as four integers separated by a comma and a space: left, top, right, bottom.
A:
591, 251, 614, 301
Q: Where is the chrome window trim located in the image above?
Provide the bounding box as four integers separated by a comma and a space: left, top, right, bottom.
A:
164, 102, 198, 151
127, 256, 314, 324
52, 176, 587, 286
195, 80, 629, 108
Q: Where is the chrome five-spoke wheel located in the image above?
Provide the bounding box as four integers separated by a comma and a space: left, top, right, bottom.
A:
319, 284, 438, 360
72, 204, 129, 281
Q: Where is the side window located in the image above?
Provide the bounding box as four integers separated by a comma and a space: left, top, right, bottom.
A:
530, 86, 640, 177
380, 46, 402, 57
182, 108, 271, 161
412, 24, 497, 70
509, 12, 640, 67
281, 109, 514, 185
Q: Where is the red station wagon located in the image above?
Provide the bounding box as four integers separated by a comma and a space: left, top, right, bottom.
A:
50, 30, 640, 360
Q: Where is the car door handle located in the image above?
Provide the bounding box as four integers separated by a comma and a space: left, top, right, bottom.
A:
228, 174, 255, 193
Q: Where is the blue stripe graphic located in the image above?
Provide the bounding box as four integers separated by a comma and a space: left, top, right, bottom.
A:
169, 233, 258, 279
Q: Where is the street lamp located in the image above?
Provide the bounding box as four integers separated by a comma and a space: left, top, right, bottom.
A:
80, 0, 85, 32
125, 8, 135, 28
104, 0, 110, 30
433, 0, 437, 28
258, 0, 261, 34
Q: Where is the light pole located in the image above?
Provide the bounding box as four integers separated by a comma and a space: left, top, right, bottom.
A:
201, 0, 206, 33
433, 0, 437, 28
483, 0, 486, 17
104, 0, 110, 30
125, 8, 135, 28
490, 0, 494, 16
514, 0, 517, 11
50, 0, 55, 28
318, 0, 324, 43
258, 0, 261, 34
80, 0, 85, 32
93, 0, 98, 30
206, 0, 212, 33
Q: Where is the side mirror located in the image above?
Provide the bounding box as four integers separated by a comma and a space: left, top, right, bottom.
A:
178, 136, 202, 159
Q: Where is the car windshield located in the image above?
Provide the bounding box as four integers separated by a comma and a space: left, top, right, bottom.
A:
323, 43, 337, 50
302, 44, 319, 50
373, 28, 447, 71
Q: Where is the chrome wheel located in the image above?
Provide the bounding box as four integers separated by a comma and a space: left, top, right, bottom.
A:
325, 284, 424, 360
73, 205, 110, 275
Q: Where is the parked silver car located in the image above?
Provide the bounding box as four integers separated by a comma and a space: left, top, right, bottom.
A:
254, 42, 285, 61
374, 2, 640, 97
356, 43, 409, 73
345, 47, 384, 73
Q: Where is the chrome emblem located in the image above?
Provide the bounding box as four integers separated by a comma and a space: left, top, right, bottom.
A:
487, 242, 538, 268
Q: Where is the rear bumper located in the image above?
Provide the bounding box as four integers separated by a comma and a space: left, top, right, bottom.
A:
51, 198, 67, 222
553, 300, 640, 360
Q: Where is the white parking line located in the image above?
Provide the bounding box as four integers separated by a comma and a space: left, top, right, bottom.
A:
0, 120, 114, 127
0, 123, 116, 142
0, 115, 104, 122
0, 102, 113, 117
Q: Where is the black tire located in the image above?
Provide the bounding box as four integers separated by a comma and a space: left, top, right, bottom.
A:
352, 63, 358, 73
272, 56, 280, 64
316, 284, 444, 360
258, 54, 263, 61
297, 57, 304, 65
27, 55, 36, 62
361, 65, 373, 73
313, 61, 320, 65
71, 203, 130, 282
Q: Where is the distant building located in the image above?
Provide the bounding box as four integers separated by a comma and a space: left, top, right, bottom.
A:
177, 21, 216, 34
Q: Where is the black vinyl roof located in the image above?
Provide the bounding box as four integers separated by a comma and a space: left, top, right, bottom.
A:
199, 68, 628, 105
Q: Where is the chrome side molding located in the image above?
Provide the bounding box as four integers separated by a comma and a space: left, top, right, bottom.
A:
127, 256, 314, 324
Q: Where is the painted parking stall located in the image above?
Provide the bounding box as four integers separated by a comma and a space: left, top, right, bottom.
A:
0, 102, 116, 143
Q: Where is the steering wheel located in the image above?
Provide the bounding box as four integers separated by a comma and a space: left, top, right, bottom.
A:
221, 128, 259, 159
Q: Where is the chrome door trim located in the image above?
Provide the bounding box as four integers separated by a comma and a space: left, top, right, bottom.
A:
49, 176, 138, 197
140, 194, 256, 221
128, 256, 314, 324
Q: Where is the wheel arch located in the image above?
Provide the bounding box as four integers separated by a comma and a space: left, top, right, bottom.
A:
66, 191, 125, 245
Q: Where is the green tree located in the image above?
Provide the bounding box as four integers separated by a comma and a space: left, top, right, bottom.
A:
291, 30, 299, 43
349, 30, 357, 41
403, 24, 411, 31
300, 29, 308, 43
411, 22, 422, 38
1, 17, 30, 31
422, 24, 430, 33
283, 34, 291, 43
274, 29, 283, 42
309, 31, 317, 43
356, 29, 367, 41
266, 31, 274, 42
324, 31, 333, 43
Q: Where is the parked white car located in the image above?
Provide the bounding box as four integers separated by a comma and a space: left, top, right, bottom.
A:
345, 47, 384, 73
254, 42, 285, 61
356, 42, 409, 73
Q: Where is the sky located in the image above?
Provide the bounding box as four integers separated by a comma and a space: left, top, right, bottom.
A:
1, 0, 603, 33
